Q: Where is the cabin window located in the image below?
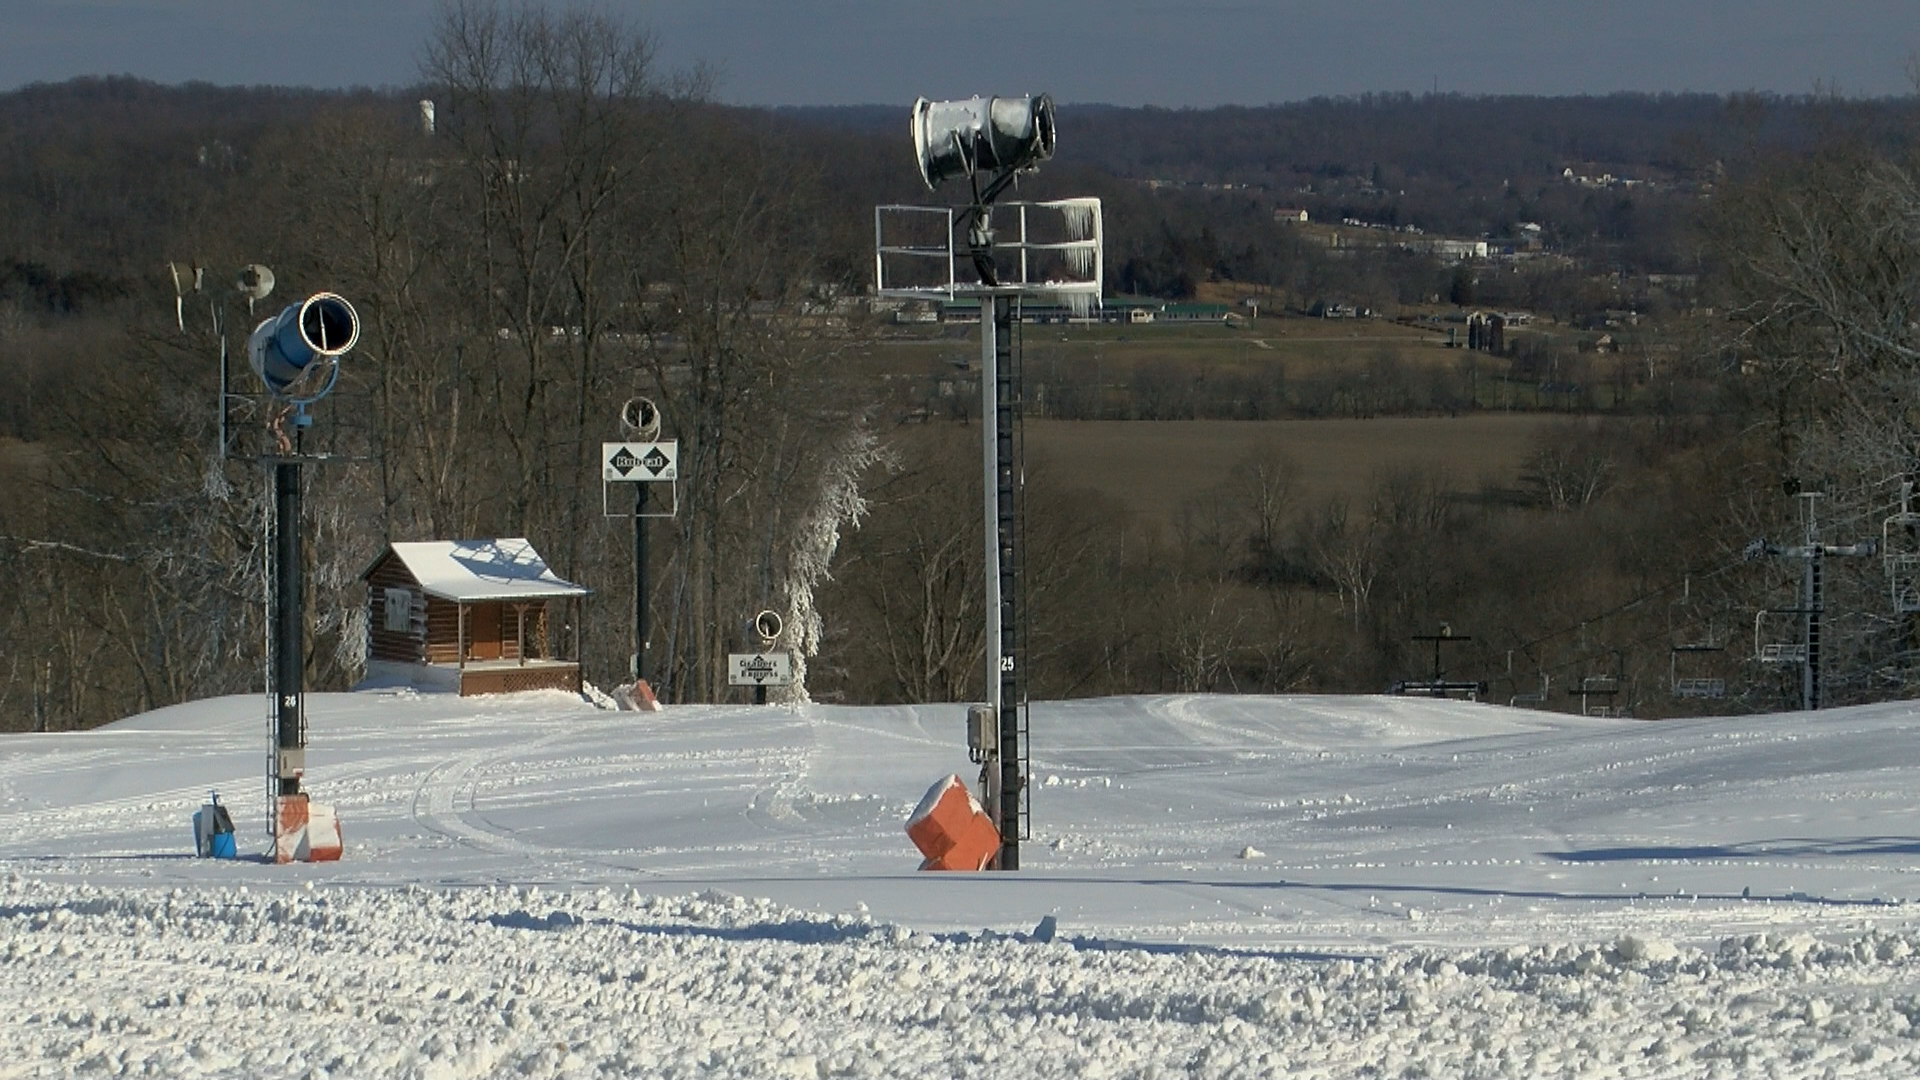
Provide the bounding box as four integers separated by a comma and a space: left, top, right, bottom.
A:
383, 587, 414, 634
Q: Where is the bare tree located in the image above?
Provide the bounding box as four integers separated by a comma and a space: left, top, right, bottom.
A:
823, 431, 985, 703
1224, 440, 1301, 563
1303, 495, 1382, 633
1161, 580, 1248, 692
1522, 425, 1616, 511
422, 0, 674, 570
268, 103, 471, 541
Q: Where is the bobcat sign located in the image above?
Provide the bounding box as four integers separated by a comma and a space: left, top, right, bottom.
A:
602, 441, 677, 482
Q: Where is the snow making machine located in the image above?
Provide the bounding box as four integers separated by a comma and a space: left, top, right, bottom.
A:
882, 93, 1102, 870
202, 265, 358, 863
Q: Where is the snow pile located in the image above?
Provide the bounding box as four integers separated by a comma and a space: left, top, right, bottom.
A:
11, 690, 1920, 1074
8, 875, 1920, 1078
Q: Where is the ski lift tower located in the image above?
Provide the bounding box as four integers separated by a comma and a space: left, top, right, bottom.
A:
876, 95, 1102, 870
1745, 492, 1876, 711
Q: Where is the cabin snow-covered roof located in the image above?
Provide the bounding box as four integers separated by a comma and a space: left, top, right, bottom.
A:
368, 538, 590, 602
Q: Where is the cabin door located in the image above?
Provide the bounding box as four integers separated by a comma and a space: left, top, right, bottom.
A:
467, 604, 503, 660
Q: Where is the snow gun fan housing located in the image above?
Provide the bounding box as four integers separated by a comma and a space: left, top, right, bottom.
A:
247, 292, 359, 408
912, 94, 1056, 192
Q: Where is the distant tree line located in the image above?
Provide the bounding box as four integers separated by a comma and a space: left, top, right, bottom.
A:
791, 92, 1920, 307
0, 3, 884, 728
2, 18, 1917, 729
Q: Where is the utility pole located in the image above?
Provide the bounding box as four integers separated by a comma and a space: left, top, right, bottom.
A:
606, 396, 671, 705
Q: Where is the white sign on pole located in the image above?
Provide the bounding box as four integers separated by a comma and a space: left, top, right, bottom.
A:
603, 440, 678, 482
728, 652, 793, 686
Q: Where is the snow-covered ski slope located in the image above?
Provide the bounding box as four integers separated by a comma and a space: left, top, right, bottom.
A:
9, 691, 1920, 1077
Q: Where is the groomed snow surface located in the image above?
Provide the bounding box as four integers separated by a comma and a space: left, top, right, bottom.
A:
8, 692, 1920, 1077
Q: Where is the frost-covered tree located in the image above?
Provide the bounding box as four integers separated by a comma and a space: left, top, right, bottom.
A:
1716, 139, 1920, 704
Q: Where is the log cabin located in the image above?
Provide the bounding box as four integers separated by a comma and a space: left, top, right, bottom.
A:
361, 538, 590, 696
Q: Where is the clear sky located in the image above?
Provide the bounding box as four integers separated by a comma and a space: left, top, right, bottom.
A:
0, 1, 1914, 105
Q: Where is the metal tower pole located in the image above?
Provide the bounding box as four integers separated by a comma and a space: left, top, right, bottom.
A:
980, 300, 1001, 724
1801, 492, 1822, 713
272, 458, 304, 796
978, 297, 1007, 867
1805, 546, 1822, 712
634, 481, 648, 685
977, 293, 1026, 870
1750, 492, 1870, 714
992, 295, 1022, 870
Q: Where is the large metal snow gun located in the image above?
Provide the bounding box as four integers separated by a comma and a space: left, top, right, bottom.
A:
247, 292, 360, 421
911, 95, 1055, 193
242, 285, 357, 864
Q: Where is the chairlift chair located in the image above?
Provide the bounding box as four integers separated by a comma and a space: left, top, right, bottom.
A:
1753, 609, 1808, 664
1885, 495, 1920, 614
1669, 642, 1726, 699
1509, 672, 1551, 708
1576, 672, 1625, 717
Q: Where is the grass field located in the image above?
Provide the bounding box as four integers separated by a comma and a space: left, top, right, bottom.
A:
0, 437, 48, 480
0, 438, 50, 533
1025, 414, 1560, 535
860, 317, 1585, 534
859, 313, 1614, 419
901, 316, 1483, 377
871, 315, 1460, 360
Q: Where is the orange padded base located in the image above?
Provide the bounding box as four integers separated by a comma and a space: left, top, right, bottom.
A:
906, 775, 1000, 871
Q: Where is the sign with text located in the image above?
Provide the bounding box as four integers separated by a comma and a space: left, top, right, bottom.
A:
603, 440, 678, 482
728, 652, 793, 687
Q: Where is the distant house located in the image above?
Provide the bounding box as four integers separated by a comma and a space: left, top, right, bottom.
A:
1310, 299, 1363, 319
1273, 208, 1309, 223
1158, 303, 1231, 323
361, 538, 590, 696
1097, 297, 1162, 324
1422, 238, 1488, 263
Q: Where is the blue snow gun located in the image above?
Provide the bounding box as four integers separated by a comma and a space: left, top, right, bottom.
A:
247, 293, 359, 424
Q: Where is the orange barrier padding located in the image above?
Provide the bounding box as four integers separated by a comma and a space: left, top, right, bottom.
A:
275, 795, 344, 863
304, 802, 343, 862
919, 846, 996, 871
631, 679, 661, 712
274, 795, 309, 865
614, 680, 663, 712
906, 775, 1001, 871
